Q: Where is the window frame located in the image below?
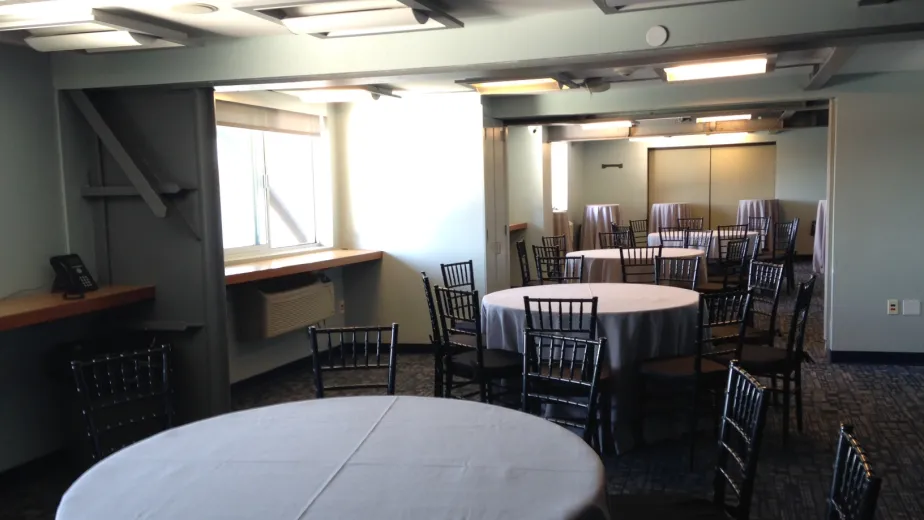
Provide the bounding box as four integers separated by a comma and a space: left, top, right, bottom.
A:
218, 125, 326, 263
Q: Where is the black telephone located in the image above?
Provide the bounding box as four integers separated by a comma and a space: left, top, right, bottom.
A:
50, 254, 99, 299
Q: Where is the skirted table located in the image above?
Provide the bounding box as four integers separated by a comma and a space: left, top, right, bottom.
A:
482, 283, 699, 453
552, 210, 575, 253
580, 204, 621, 250
736, 198, 779, 251
647, 230, 760, 259
649, 202, 691, 233
568, 247, 707, 284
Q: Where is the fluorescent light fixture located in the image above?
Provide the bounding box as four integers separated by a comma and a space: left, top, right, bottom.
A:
469, 78, 566, 95
282, 7, 439, 36
664, 57, 768, 82
279, 87, 395, 103
25, 31, 156, 52
696, 114, 752, 123
580, 120, 633, 130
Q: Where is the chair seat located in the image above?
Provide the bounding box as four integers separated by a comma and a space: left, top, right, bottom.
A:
639, 355, 726, 379
607, 494, 725, 519
711, 324, 771, 345
449, 348, 522, 376
715, 345, 791, 373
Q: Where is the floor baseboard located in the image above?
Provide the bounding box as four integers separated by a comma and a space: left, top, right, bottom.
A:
829, 350, 924, 365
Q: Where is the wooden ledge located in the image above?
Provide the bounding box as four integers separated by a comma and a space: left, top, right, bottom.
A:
225, 249, 384, 286
509, 223, 527, 232
0, 285, 155, 332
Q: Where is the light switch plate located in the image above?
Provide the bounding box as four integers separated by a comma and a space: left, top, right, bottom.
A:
888, 299, 900, 315
903, 299, 921, 316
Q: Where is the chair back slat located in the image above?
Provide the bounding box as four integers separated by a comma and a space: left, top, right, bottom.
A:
747, 216, 771, 251
746, 262, 785, 340
440, 260, 475, 293
713, 362, 770, 520
599, 231, 632, 249
522, 331, 606, 447
619, 246, 662, 284
827, 424, 882, 520
659, 227, 690, 248
786, 276, 817, 362
678, 217, 705, 230
629, 219, 649, 247
655, 256, 701, 290
717, 224, 749, 258
687, 231, 713, 259
536, 255, 584, 284
309, 324, 399, 399
515, 239, 533, 285
71, 344, 174, 461
524, 297, 599, 340
542, 235, 566, 253
698, 291, 752, 369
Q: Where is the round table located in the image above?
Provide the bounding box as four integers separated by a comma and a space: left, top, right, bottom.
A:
649, 202, 691, 233
57, 396, 608, 520
580, 204, 621, 250
482, 284, 699, 452
568, 247, 706, 284
647, 230, 759, 259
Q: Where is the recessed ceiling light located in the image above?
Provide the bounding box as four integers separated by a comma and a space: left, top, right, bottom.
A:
696, 114, 752, 123
171, 3, 219, 15
468, 78, 567, 95
580, 120, 633, 130
664, 57, 768, 82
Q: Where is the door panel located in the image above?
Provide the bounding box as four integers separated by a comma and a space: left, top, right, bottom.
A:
648, 148, 711, 227
709, 144, 777, 227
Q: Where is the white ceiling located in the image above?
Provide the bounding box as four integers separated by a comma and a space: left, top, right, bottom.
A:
839, 40, 924, 75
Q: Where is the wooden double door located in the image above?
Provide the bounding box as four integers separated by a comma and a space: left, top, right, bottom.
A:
648, 143, 776, 228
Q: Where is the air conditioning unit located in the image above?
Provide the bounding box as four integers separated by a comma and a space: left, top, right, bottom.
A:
234, 280, 336, 340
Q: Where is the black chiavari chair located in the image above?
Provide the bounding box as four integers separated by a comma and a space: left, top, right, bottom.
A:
522, 331, 606, 453
422, 272, 452, 397
612, 223, 632, 235
687, 231, 713, 260
618, 246, 661, 284
434, 286, 521, 403
533, 244, 560, 278
827, 424, 882, 520
542, 235, 566, 253
536, 255, 584, 284
599, 231, 632, 249
703, 237, 750, 291
608, 362, 769, 520
678, 217, 704, 230
717, 224, 748, 260
309, 325, 399, 398
629, 219, 649, 248
514, 239, 537, 286
71, 344, 174, 462
655, 256, 701, 290
659, 226, 689, 248
781, 218, 800, 293
441, 260, 475, 293
524, 297, 598, 340
747, 216, 771, 251
636, 290, 752, 469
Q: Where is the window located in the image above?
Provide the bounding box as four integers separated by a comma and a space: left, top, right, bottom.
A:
217, 126, 319, 258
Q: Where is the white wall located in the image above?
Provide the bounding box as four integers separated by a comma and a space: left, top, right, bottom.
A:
570, 128, 828, 253
0, 45, 69, 471
828, 93, 924, 353
507, 126, 547, 250
331, 93, 487, 344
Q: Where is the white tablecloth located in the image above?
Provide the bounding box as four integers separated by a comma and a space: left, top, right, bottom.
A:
482, 284, 699, 452
813, 200, 827, 274
568, 248, 706, 284
580, 204, 621, 250
57, 396, 608, 520
647, 230, 759, 259
736, 199, 779, 251
553, 210, 575, 253
649, 202, 691, 233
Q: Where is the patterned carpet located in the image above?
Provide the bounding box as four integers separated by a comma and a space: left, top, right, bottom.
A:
4, 262, 924, 519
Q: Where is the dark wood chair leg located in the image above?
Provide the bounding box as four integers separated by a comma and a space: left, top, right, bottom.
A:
599, 382, 616, 456
782, 375, 791, 446
795, 366, 804, 432
433, 355, 443, 397
770, 375, 779, 405
689, 383, 699, 471
478, 377, 488, 403
633, 377, 647, 449
445, 365, 454, 398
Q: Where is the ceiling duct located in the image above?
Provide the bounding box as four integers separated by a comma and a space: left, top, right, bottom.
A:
593, 0, 738, 14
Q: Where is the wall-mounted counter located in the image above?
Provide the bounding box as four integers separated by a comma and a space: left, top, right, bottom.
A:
509, 223, 527, 232
225, 249, 384, 286
0, 285, 155, 332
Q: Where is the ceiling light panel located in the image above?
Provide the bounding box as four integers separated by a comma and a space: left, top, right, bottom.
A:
240, 0, 461, 38
467, 78, 565, 95
696, 114, 752, 123
25, 30, 155, 52
664, 57, 768, 82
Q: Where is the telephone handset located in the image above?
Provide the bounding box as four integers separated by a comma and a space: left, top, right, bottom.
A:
50, 254, 99, 299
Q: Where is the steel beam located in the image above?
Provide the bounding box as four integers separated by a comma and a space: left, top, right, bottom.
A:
806, 47, 856, 90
